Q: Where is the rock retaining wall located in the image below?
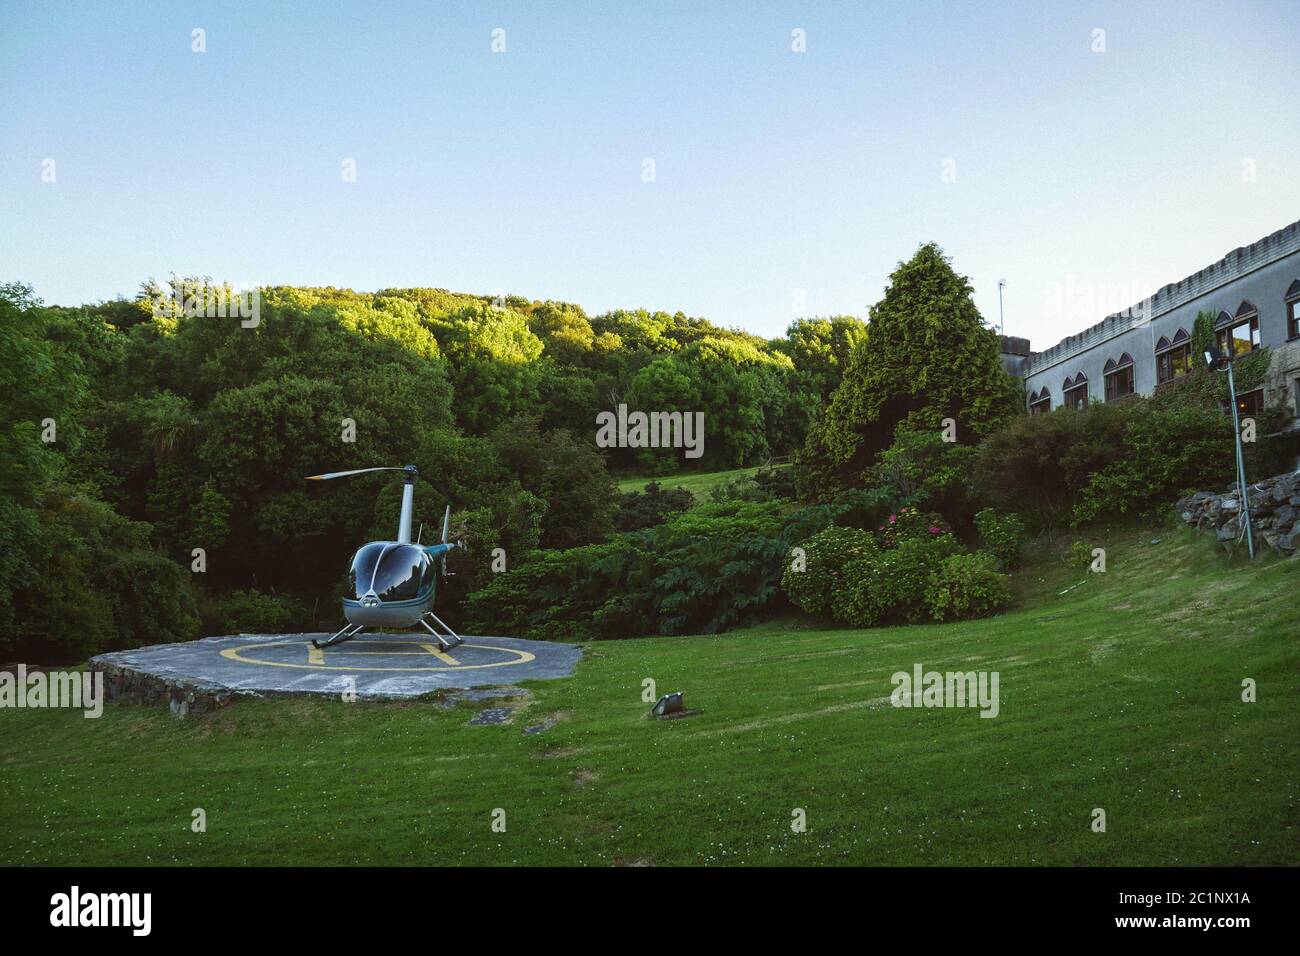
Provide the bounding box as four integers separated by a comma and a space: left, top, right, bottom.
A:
99, 663, 237, 716
1177, 470, 1300, 555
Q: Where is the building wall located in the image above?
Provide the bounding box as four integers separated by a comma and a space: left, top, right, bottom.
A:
1022, 221, 1300, 416
1264, 339, 1300, 423
998, 335, 1031, 378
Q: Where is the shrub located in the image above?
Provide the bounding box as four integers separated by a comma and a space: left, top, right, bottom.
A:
975, 401, 1129, 529
7, 489, 200, 661
1072, 400, 1243, 525
653, 525, 788, 634
108, 550, 203, 647
613, 480, 693, 532
469, 500, 789, 640
781, 526, 878, 618
978, 385, 1289, 530
708, 474, 773, 503
465, 539, 645, 640
974, 507, 1026, 568
465, 539, 646, 641
752, 463, 797, 499
838, 534, 963, 627
870, 428, 981, 527
924, 551, 1011, 622
589, 590, 657, 641
212, 589, 302, 633
830, 485, 899, 531
877, 507, 950, 549
1066, 540, 1094, 571
780, 503, 839, 548
708, 464, 798, 503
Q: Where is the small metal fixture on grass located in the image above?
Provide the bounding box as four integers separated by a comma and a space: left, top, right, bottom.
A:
651, 692, 684, 717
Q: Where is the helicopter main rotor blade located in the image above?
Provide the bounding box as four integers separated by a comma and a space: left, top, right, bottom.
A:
304, 467, 406, 481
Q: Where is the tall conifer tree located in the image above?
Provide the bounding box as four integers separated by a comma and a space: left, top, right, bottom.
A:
796, 244, 1022, 501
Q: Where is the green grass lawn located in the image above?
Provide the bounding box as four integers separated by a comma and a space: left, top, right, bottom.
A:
614, 466, 760, 496
2, 528, 1296, 866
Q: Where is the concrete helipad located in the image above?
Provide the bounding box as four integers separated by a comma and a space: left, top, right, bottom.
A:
91, 633, 582, 701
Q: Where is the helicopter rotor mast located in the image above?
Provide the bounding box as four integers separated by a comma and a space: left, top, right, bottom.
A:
397, 465, 418, 544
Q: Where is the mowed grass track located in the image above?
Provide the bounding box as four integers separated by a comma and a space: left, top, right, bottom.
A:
614, 466, 760, 496
1, 529, 1296, 866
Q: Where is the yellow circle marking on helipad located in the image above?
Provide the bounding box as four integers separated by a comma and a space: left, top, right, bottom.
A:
219, 639, 535, 672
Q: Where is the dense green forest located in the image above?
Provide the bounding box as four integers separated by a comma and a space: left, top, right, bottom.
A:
0, 274, 862, 659
2, 246, 1287, 661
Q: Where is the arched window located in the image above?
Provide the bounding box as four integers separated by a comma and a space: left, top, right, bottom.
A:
1286, 279, 1300, 339
1028, 387, 1051, 415
1217, 302, 1260, 358
1063, 373, 1088, 410
1104, 353, 1135, 401
1156, 328, 1192, 385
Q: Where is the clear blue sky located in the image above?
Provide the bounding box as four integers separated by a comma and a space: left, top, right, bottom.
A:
2, 0, 1298, 348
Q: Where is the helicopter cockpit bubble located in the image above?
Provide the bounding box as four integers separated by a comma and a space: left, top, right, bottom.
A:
348, 542, 434, 604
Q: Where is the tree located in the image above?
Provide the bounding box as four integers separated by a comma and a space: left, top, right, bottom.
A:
487, 417, 617, 549
0, 284, 93, 652
528, 301, 596, 365
782, 316, 868, 399
430, 304, 543, 433
3, 274, 862, 650
795, 244, 1022, 501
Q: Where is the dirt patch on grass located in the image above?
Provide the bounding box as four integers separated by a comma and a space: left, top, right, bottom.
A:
539, 746, 581, 759
193, 707, 249, 738
1087, 640, 1117, 664
523, 710, 572, 735
1122, 671, 1157, 683
681, 695, 893, 740
427, 686, 531, 710
814, 679, 876, 692
572, 768, 599, 788
1158, 599, 1215, 624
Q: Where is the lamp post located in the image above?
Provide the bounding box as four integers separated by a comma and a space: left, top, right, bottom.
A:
1204, 346, 1255, 559
997, 279, 1006, 335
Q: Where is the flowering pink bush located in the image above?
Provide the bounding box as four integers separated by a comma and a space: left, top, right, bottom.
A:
877, 507, 950, 549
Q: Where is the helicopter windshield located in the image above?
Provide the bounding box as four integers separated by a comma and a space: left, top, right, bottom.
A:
348, 543, 431, 602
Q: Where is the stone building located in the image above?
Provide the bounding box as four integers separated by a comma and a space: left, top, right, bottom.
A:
1013, 219, 1300, 431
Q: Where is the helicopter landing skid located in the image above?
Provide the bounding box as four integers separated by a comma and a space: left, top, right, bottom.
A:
418, 611, 463, 652
311, 623, 365, 649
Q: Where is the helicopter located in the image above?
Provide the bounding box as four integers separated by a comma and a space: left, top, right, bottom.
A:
305, 464, 464, 650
